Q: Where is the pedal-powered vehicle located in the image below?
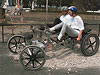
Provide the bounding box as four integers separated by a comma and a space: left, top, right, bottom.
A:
7, 26, 99, 70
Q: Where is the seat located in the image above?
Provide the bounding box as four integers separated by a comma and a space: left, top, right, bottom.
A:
82, 28, 92, 38
83, 28, 92, 33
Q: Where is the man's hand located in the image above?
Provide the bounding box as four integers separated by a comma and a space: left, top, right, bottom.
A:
77, 37, 80, 41
77, 30, 83, 41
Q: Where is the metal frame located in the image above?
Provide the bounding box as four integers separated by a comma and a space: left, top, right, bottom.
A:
0, 23, 43, 42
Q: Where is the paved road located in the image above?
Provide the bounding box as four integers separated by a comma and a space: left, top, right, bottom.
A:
0, 38, 100, 75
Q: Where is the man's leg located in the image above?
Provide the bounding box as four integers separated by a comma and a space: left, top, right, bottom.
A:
50, 22, 63, 32
47, 18, 62, 28
47, 24, 54, 28
53, 18, 62, 33
58, 24, 79, 40
66, 26, 79, 37
53, 18, 62, 25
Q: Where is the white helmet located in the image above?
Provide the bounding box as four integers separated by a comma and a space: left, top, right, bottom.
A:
61, 6, 68, 11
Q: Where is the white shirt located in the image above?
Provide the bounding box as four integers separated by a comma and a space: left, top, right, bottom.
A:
70, 16, 84, 31
60, 15, 66, 21
60, 14, 71, 25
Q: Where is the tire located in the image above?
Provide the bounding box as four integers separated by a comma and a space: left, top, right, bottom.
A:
81, 34, 99, 56
20, 46, 46, 70
7, 35, 26, 54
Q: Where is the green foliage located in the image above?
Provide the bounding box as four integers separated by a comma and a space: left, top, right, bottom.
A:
84, 0, 100, 11
71, 0, 86, 12
23, 0, 100, 11
61, 0, 73, 6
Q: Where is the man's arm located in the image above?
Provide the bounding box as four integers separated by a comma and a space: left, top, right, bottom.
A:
77, 30, 83, 41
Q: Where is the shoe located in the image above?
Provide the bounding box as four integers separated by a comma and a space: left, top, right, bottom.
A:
50, 37, 62, 43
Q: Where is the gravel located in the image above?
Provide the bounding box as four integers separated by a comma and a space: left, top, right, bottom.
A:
11, 41, 100, 70
44, 47, 100, 70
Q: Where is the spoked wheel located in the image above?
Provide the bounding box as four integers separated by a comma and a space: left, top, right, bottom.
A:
81, 34, 99, 56
20, 46, 46, 70
7, 35, 26, 54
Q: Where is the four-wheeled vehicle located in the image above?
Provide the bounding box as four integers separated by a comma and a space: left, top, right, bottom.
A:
7, 26, 99, 70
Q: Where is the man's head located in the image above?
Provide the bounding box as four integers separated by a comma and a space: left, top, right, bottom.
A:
68, 6, 77, 17
61, 6, 68, 15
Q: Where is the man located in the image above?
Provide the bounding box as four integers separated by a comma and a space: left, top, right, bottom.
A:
47, 6, 69, 28
60, 6, 70, 23
49, 6, 84, 41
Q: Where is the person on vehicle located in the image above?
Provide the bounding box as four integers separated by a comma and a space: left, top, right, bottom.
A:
48, 6, 71, 34
49, 6, 84, 41
47, 6, 69, 28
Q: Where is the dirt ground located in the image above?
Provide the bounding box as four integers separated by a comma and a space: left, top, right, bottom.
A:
0, 42, 100, 75
3, 40, 100, 75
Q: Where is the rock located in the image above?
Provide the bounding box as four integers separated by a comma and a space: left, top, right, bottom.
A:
68, 68, 71, 71
75, 71, 78, 73
13, 54, 19, 61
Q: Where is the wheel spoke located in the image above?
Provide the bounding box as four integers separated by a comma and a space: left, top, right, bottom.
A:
19, 43, 25, 47
30, 48, 34, 55
14, 38, 17, 43
13, 38, 18, 48
18, 37, 21, 43
10, 42, 16, 45
14, 49, 17, 53
19, 42, 25, 47
35, 50, 41, 56
25, 60, 31, 66
85, 44, 91, 50
35, 59, 41, 65
36, 56, 44, 58
90, 41, 96, 51
85, 38, 96, 50
22, 57, 30, 60
89, 38, 92, 44
24, 51, 31, 56
15, 42, 17, 49
32, 60, 35, 68
91, 41, 96, 45
10, 45, 16, 49
90, 45, 94, 51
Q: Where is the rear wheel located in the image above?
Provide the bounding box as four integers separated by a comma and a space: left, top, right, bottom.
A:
20, 46, 46, 70
81, 34, 99, 56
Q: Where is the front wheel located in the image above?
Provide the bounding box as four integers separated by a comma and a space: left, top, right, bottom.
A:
81, 34, 99, 56
20, 46, 46, 70
7, 35, 26, 54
